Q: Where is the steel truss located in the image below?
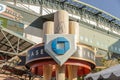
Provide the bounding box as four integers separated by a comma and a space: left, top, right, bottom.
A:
2, 0, 120, 36
0, 25, 34, 55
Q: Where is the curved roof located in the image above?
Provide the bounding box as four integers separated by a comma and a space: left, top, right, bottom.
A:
68, 0, 120, 26
2, 0, 120, 26
79, 0, 120, 19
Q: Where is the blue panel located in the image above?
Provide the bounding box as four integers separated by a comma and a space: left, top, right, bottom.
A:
51, 37, 70, 55
54, 48, 65, 54
51, 38, 57, 49
65, 42, 70, 51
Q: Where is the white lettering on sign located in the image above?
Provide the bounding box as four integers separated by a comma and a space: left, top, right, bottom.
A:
77, 48, 95, 61
27, 49, 45, 58
41, 49, 44, 54
36, 50, 39, 55
0, 4, 6, 13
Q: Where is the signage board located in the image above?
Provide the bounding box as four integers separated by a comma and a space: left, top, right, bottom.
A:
26, 45, 50, 63
45, 34, 76, 66
0, 17, 7, 27
0, 4, 6, 13
72, 46, 95, 62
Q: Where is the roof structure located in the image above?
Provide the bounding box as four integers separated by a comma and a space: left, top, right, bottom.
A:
0, 25, 36, 79
0, 26, 35, 55
85, 64, 120, 80
4, 0, 120, 27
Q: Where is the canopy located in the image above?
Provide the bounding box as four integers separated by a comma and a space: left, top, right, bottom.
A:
85, 64, 120, 80
0, 26, 35, 55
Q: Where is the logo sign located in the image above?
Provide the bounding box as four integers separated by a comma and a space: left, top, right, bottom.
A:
0, 4, 6, 13
51, 37, 70, 55
45, 34, 76, 66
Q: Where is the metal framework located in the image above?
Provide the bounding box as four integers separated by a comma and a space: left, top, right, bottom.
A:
2, 0, 120, 37
0, 25, 35, 74
1, 0, 120, 57
0, 26, 35, 55
0, 25, 36, 79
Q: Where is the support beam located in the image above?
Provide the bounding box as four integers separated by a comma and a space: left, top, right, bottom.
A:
43, 21, 54, 80
43, 65, 52, 80
1, 30, 17, 53
54, 10, 69, 80
0, 34, 14, 48
13, 0, 17, 5
68, 65, 78, 80
56, 65, 65, 80
69, 21, 79, 80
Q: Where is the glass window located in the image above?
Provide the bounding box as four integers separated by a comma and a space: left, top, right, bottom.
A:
88, 51, 90, 57
118, 48, 120, 52
110, 46, 113, 50
85, 37, 88, 42
96, 41, 100, 45
80, 36, 83, 40
89, 39, 93, 43
115, 47, 117, 51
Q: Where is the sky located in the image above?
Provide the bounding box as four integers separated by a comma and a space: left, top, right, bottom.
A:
79, 0, 120, 19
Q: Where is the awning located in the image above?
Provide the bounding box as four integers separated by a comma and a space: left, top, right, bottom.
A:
0, 26, 35, 55
85, 64, 120, 80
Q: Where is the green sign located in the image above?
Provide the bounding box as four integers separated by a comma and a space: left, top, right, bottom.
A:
0, 17, 7, 27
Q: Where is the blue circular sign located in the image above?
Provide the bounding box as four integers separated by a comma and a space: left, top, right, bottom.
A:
51, 37, 70, 55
